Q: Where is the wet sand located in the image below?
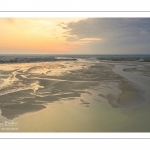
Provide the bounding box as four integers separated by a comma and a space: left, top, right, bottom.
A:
0, 59, 149, 132
123, 63, 150, 77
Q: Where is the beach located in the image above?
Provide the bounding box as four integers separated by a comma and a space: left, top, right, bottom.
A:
0, 58, 150, 132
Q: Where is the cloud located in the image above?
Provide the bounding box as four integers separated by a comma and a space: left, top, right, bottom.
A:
64, 18, 150, 40
62, 18, 150, 54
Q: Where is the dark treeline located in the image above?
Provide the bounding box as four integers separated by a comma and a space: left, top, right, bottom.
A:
0, 55, 77, 64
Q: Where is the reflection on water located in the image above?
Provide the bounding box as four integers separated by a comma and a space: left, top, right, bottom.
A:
114, 64, 150, 88
0, 60, 95, 119
0, 60, 150, 132
15, 96, 129, 132
113, 63, 150, 101
0, 59, 120, 119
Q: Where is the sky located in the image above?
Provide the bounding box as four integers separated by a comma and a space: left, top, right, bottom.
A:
0, 18, 150, 54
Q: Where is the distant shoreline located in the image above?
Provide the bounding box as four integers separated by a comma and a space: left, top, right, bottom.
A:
0, 58, 77, 64
1, 54, 150, 64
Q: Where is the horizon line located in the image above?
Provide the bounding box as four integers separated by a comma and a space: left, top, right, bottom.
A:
0, 53, 150, 55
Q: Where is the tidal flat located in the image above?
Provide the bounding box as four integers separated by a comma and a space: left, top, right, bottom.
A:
0, 58, 150, 132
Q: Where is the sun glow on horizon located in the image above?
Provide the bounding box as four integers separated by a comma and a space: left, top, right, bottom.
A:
1, 18, 150, 54
0, 18, 85, 54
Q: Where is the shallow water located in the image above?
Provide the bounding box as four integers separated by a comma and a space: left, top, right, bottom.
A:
14, 93, 128, 132
113, 63, 150, 101
0, 60, 150, 132
112, 62, 150, 131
